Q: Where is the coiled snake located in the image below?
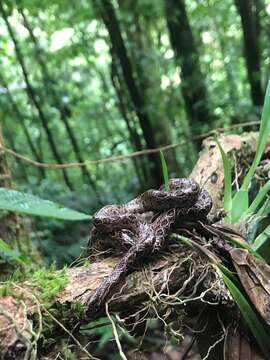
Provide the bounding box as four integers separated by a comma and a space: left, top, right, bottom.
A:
86, 178, 212, 318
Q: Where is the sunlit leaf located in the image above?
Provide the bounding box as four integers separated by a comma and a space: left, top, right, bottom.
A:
231, 190, 249, 223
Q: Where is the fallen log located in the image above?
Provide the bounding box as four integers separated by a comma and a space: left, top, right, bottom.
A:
0, 133, 264, 359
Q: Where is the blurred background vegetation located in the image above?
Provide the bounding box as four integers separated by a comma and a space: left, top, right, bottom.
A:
0, 0, 270, 265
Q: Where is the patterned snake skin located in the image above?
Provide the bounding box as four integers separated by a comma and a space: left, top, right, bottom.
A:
86, 178, 212, 318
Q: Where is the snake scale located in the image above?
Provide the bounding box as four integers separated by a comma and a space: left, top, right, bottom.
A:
86, 178, 212, 318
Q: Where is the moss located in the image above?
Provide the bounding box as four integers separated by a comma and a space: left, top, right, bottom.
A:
31, 264, 69, 305
0, 281, 13, 296
70, 300, 86, 317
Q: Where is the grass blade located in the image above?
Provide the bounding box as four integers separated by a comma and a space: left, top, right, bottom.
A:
160, 151, 169, 191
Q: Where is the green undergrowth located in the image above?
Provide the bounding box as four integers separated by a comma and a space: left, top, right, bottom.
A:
0, 264, 69, 308
31, 265, 69, 304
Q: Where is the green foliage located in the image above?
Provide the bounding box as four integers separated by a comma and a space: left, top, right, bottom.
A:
0, 282, 13, 297
253, 224, 270, 252
0, 238, 28, 265
217, 79, 270, 257
0, 187, 90, 220
176, 234, 270, 359
80, 317, 136, 349
221, 273, 270, 359
229, 80, 270, 223
71, 301, 86, 317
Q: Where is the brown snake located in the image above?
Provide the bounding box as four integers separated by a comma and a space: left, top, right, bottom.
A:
86, 178, 212, 318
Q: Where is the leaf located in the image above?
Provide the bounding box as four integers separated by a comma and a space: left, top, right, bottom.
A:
229, 248, 270, 325
230, 190, 249, 223
160, 151, 169, 191
216, 139, 232, 216
240, 79, 270, 191
175, 235, 270, 358
221, 272, 270, 359
0, 188, 90, 221
246, 180, 270, 216
253, 224, 270, 251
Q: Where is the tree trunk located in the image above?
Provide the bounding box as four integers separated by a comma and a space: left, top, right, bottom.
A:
0, 73, 45, 180
0, 2, 74, 190
117, 0, 179, 174
18, 6, 101, 201
95, 0, 163, 187
111, 56, 149, 186
234, 0, 264, 106
165, 0, 214, 139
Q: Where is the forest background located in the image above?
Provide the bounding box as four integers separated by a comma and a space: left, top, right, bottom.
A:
0, 0, 269, 266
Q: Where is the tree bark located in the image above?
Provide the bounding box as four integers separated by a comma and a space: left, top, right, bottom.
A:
165, 0, 214, 138
0, 2, 74, 190
95, 0, 164, 187
234, 0, 264, 106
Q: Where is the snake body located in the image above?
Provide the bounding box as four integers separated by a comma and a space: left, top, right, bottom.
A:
86, 178, 212, 317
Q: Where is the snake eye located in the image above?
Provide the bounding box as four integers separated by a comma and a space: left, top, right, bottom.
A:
93, 218, 101, 225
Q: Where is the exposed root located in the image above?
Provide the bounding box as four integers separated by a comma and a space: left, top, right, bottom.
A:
105, 303, 128, 360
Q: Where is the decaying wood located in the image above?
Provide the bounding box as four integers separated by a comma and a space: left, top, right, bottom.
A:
191, 132, 258, 219
0, 132, 265, 359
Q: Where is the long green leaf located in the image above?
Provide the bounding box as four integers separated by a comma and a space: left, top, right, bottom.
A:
0, 188, 90, 220
246, 180, 270, 215
216, 139, 232, 217
176, 234, 270, 357
252, 224, 270, 251
239, 79, 270, 191
221, 272, 270, 359
230, 189, 249, 223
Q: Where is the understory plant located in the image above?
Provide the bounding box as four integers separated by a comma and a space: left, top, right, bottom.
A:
214, 79, 270, 358
218, 79, 270, 253
164, 80, 270, 359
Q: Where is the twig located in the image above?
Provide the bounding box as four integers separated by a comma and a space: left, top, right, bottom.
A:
1, 121, 259, 170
